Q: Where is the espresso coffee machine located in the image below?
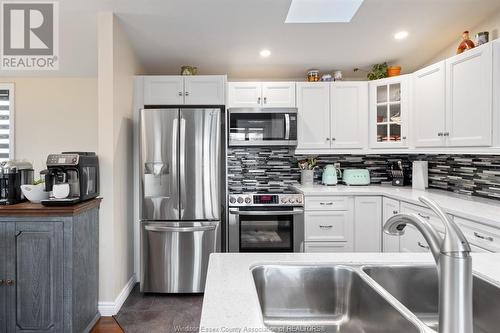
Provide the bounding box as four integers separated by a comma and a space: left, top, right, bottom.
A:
41, 152, 99, 206
0, 160, 34, 205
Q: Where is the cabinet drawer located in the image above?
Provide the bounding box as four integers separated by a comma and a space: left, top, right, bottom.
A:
400, 224, 431, 253
454, 217, 500, 252
470, 244, 492, 253
304, 242, 353, 253
305, 196, 351, 211
305, 211, 353, 242
401, 202, 445, 232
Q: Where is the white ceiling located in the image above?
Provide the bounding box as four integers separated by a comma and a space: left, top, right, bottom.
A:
3, 0, 500, 78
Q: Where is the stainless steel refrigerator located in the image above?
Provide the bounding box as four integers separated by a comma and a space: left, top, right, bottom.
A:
139, 107, 223, 293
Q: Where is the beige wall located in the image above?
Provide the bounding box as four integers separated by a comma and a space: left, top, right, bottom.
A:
424, 10, 500, 66
0, 77, 97, 173
98, 12, 143, 303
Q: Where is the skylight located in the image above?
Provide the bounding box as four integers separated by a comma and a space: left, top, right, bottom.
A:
285, 0, 364, 23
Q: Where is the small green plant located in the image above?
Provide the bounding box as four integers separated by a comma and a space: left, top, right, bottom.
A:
298, 157, 317, 170
367, 62, 388, 80
33, 178, 45, 186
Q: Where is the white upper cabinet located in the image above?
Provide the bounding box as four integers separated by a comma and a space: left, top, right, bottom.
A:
227, 82, 262, 108
144, 76, 184, 105
413, 61, 446, 147
331, 82, 368, 149
369, 75, 410, 148
445, 43, 493, 147
296, 83, 331, 149
184, 76, 225, 105
227, 82, 296, 108
143, 75, 225, 105
261, 82, 296, 107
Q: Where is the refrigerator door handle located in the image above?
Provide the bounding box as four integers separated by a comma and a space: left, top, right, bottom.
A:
144, 225, 217, 233
179, 116, 187, 217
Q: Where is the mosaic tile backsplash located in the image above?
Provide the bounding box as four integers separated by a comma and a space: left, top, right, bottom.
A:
227, 147, 500, 200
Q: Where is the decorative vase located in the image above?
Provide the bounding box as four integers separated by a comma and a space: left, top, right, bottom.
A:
387, 66, 401, 77
456, 31, 475, 54
301, 170, 314, 186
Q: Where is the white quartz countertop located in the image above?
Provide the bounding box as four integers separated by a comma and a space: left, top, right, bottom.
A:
199, 252, 500, 332
294, 184, 500, 228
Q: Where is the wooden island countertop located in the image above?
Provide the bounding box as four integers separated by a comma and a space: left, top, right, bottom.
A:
0, 197, 102, 217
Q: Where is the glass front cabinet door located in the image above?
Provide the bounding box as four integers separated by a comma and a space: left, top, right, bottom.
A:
369, 75, 409, 148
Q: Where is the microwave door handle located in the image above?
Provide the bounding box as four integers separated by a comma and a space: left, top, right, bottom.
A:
284, 114, 290, 140
230, 208, 304, 216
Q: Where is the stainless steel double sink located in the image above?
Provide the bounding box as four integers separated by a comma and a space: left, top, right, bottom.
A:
251, 264, 500, 333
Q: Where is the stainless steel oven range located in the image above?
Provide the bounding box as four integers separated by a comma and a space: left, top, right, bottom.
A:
228, 192, 304, 252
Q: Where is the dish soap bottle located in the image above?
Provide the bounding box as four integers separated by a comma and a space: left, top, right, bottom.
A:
457, 31, 475, 54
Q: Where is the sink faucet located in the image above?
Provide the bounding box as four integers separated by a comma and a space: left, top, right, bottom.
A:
384, 196, 473, 333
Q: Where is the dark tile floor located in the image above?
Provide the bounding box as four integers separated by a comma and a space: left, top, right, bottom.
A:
115, 284, 203, 333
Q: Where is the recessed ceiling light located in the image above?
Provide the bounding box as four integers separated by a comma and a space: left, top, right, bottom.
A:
260, 49, 271, 57
394, 31, 409, 40
285, 0, 364, 23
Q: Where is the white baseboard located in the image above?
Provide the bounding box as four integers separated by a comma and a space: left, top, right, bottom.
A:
98, 274, 137, 316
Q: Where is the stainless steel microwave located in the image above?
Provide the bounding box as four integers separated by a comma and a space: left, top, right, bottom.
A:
228, 108, 298, 146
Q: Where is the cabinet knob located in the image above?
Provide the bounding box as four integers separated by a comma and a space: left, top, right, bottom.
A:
331, 138, 336, 141
185, 92, 190, 96
257, 97, 261, 104
0, 279, 4, 286
438, 132, 443, 137
402, 136, 407, 140
178, 92, 183, 96
263, 97, 267, 104
443, 132, 450, 137
326, 138, 330, 141
392, 210, 398, 214
6, 279, 14, 286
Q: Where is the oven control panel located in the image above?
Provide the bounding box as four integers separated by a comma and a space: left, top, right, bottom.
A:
228, 193, 304, 207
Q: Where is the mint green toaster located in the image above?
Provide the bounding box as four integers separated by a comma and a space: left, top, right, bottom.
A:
342, 169, 370, 185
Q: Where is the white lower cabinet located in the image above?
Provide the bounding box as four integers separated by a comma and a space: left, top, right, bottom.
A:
303, 194, 500, 254
305, 210, 353, 242
354, 196, 382, 252
382, 197, 401, 252
303, 196, 354, 252
454, 216, 500, 252
399, 224, 431, 253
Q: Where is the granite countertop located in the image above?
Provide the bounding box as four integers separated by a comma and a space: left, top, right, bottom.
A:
0, 197, 102, 217
199, 252, 500, 332
294, 184, 500, 228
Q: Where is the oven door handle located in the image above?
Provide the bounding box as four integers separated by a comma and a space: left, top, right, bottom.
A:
284, 113, 290, 140
229, 208, 304, 216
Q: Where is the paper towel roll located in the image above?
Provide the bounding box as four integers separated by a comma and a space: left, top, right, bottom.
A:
412, 161, 428, 190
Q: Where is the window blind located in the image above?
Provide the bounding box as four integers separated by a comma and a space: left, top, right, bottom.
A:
0, 89, 11, 161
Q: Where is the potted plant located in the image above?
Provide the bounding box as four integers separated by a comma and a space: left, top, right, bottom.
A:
297, 157, 317, 185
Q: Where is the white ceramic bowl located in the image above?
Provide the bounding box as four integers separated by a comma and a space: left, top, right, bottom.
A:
21, 184, 49, 203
